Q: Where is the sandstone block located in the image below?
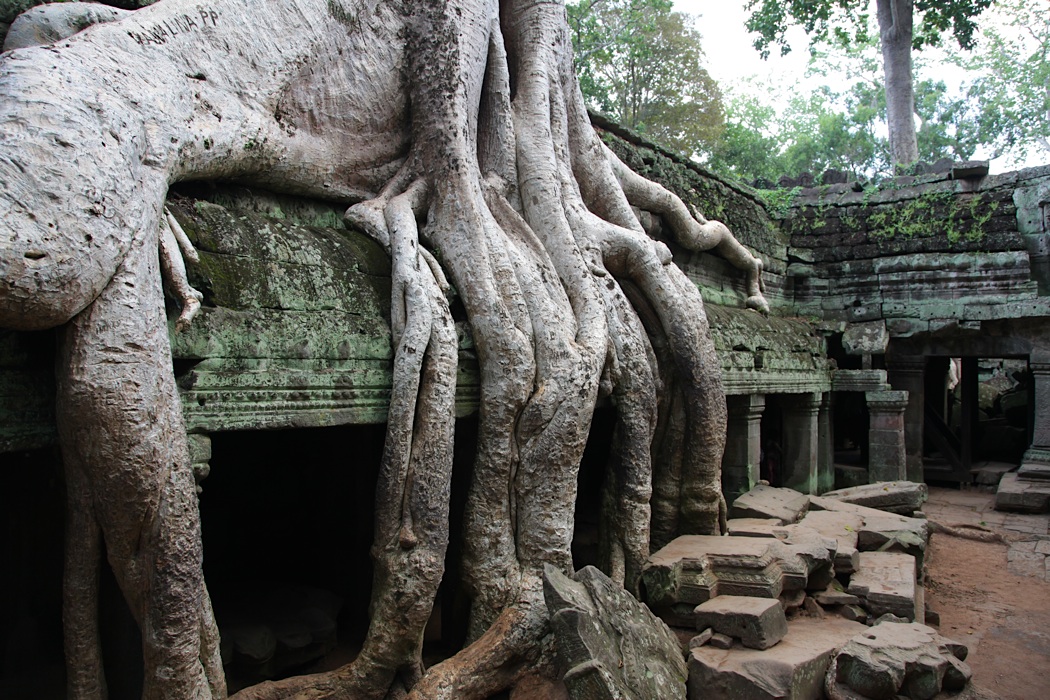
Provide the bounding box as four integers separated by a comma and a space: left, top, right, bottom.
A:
826, 621, 971, 700
727, 518, 781, 537
813, 581, 860, 607
544, 564, 686, 700
642, 536, 810, 626
996, 472, 1050, 513
694, 595, 788, 650
848, 552, 919, 621
798, 509, 862, 574
810, 495, 929, 569
821, 481, 927, 515
731, 485, 810, 524
688, 617, 868, 700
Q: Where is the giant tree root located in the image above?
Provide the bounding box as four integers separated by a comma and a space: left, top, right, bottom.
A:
0, 1, 767, 698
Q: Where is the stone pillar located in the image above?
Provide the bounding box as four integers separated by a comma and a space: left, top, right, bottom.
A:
865, 390, 909, 482
1020, 356, 1050, 480
960, 357, 978, 473
817, 392, 834, 494
722, 394, 765, 503
887, 356, 925, 483
187, 432, 212, 493
781, 392, 820, 494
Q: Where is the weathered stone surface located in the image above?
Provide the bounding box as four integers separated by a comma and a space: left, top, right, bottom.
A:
813, 581, 860, 607
727, 518, 781, 537
709, 632, 734, 650
798, 509, 862, 574
773, 524, 838, 591
848, 552, 920, 621
731, 485, 810, 524
693, 596, 788, 650
688, 617, 868, 700
544, 565, 687, 700
689, 628, 714, 650
842, 321, 889, 356
826, 621, 971, 700
821, 481, 928, 515
810, 495, 929, 569
642, 536, 811, 626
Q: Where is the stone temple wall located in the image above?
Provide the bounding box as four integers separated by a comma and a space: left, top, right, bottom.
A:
782, 164, 1050, 338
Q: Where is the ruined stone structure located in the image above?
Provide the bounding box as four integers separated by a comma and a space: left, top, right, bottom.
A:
1, 2, 1049, 697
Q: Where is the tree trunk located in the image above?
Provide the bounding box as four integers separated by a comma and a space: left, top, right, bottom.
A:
877, 0, 919, 169
0, 1, 770, 697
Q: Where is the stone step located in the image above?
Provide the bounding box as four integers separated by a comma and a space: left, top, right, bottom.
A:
995, 471, 1050, 513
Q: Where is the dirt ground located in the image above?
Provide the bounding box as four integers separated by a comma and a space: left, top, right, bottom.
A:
923, 486, 1050, 699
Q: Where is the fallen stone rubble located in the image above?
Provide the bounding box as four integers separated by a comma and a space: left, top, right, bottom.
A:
638, 482, 974, 700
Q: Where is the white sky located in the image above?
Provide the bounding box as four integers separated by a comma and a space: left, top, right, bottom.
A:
671, 1, 812, 85
671, 0, 1036, 171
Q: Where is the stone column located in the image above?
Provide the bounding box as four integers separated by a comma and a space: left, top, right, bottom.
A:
887, 356, 925, 483
960, 357, 978, 473
1020, 356, 1050, 480
781, 392, 820, 494
187, 432, 212, 493
817, 392, 834, 494
722, 394, 765, 503
865, 390, 909, 482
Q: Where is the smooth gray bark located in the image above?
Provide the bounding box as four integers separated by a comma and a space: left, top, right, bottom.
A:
877, 0, 919, 169
0, 1, 767, 697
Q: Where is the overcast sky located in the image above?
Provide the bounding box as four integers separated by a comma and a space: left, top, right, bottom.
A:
671, 0, 812, 85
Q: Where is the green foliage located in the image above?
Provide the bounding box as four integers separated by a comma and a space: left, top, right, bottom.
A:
709, 32, 982, 184
567, 0, 725, 158
952, 0, 1050, 164
744, 0, 991, 59
757, 186, 802, 218
865, 190, 993, 244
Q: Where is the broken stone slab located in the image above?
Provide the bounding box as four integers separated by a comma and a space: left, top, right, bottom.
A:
544, 564, 686, 700
848, 552, 920, 621
773, 524, 838, 591
642, 536, 812, 626
820, 481, 928, 515
798, 509, 862, 574
810, 495, 929, 571
688, 617, 868, 700
995, 472, 1050, 513
731, 485, 810, 524
720, 520, 840, 589
693, 596, 788, 650
727, 518, 781, 537
813, 581, 860, 607
826, 621, 971, 700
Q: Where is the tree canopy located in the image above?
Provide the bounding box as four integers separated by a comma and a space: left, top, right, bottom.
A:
567, 0, 724, 157
706, 35, 982, 184
954, 0, 1050, 163
744, 0, 991, 169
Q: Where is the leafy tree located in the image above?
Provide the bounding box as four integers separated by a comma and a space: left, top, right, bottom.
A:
567, 0, 725, 157
745, 0, 991, 169
710, 31, 983, 184
955, 0, 1050, 163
